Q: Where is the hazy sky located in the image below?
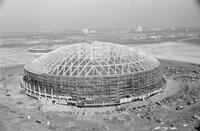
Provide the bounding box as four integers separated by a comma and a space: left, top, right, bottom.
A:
0, 0, 200, 32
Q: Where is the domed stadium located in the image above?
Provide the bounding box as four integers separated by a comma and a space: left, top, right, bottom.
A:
21, 41, 166, 107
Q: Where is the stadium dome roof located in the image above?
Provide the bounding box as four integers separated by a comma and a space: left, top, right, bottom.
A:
26, 41, 160, 77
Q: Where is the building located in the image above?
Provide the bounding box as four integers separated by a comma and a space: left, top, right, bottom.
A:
21, 41, 166, 107
136, 25, 143, 32
81, 28, 97, 34
28, 45, 53, 53
81, 28, 89, 34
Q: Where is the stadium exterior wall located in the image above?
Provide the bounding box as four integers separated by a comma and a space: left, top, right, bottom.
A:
21, 65, 166, 107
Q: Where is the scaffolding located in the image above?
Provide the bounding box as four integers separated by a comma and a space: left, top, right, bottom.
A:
21, 42, 166, 107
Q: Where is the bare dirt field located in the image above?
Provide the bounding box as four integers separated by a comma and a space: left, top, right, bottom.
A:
1, 42, 200, 68
0, 58, 200, 131
0, 42, 200, 131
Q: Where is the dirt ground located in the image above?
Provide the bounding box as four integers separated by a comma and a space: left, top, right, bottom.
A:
0, 69, 149, 131
0, 59, 200, 131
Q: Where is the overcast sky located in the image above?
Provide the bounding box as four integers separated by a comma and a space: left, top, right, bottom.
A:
0, 0, 200, 32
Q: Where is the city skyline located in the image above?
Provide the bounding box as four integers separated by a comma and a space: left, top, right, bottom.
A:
0, 0, 200, 32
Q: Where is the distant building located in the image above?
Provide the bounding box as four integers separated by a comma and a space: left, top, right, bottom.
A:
81, 28, 97, 34
81, 28, 89, 34
136, 25, 143, 32
126, 26, 130, 32
185, 26, 189, 33
89, 30, 97, 33
171, 27, 175, 31
28, 45, 53, 53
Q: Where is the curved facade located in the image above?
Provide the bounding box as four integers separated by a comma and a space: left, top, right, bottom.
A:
21, 41, 166, 107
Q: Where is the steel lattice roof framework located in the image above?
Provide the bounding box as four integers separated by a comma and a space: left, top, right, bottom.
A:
26, 41, 160, 77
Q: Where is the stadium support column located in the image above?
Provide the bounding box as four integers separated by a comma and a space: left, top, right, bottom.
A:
51, 88, 53, 99
24, 80, 26, 88
38, 85, 41, 97
33, 84, 36, 94
28, 83, 31, 94
101, 78, 104, 106
27, 82, 29, 90
117, 77, 121, 103
44, 87, 47, 98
